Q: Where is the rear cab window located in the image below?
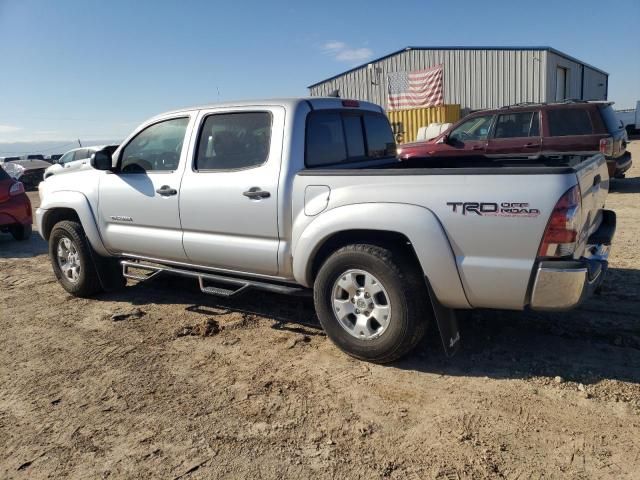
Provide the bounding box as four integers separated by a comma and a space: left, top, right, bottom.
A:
305, 110, 396, 167
547, 108, 593, 136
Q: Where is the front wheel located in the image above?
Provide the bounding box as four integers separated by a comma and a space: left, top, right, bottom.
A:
314, 244, 430, 363
49, 220, 103, 297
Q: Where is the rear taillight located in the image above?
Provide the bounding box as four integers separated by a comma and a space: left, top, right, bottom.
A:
538, 185, 582, 258
9, 181, 25, 197
599, 137, 613, 157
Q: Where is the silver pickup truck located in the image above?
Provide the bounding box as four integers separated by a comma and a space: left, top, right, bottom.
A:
37, 98, 616, 363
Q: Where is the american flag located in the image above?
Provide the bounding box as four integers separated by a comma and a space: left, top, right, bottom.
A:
387, 64, 444, 110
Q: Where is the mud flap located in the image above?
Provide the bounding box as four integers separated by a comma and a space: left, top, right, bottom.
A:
426, 280, 461, 357
86, 238, 126, 292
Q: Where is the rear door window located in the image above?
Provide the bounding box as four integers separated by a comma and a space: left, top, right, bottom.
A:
73, 149, 89, 161
195, 112, 272, 171
494, 112, 539, 138
305, 111, 396, 167
548, 108, 593, 136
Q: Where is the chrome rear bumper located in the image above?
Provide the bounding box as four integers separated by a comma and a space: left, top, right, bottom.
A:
530, 210, 615, 311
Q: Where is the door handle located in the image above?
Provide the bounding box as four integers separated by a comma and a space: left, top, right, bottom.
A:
523, 143, 538, 148
156, 185, 177, 196
471, 145, 484, 151
593, 174, 601, 186
243, 187, 270, 199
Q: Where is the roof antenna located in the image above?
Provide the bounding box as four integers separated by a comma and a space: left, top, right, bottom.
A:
77, 138, 82, 147
217, 86, 221, 102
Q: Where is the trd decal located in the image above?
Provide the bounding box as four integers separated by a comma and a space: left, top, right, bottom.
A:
446, 202, 540, 217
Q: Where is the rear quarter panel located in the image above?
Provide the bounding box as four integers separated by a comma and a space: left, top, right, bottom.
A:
292, 170, 578, 310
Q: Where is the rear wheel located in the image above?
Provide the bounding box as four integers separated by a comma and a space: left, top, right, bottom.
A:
10, 223, 32, 241
49, 220, 103, 297
314, 244, 430, 363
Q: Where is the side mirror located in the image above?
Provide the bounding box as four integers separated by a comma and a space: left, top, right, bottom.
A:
440, 134, 450, 145
91, 150, 113, 171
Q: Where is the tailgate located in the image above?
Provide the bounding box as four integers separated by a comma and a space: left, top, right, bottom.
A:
574, 153, 609, 255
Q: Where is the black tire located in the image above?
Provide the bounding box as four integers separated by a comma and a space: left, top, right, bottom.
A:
49, 220, 103, 297
313, 244, 430, 364
10, 223, 32, 241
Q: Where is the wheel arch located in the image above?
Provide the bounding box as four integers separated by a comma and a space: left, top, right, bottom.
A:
292, 203, 470, 309
38, 191, 110, 256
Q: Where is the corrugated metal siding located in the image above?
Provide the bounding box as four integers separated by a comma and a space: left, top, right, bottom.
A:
309, 48, 547, 111
544, 51, 607, 102
387, 105, 460, 143
582, 66, 608, 100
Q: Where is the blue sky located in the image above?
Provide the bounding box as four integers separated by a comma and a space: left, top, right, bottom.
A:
0, 0, 638, 152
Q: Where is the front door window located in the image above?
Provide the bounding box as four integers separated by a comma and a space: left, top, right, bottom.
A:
449, 115, 493, 143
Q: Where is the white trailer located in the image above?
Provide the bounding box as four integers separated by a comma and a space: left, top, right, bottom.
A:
616, 100, 640, 134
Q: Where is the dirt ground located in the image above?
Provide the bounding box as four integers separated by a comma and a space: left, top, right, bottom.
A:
1, 144, 639, 480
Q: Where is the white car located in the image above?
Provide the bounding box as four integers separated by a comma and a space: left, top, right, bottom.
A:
43, 145, 117, 180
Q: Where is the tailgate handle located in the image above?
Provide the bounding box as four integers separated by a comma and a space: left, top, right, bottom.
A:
593, 174, 601, 187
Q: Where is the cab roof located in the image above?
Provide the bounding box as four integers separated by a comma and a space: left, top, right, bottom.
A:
152, 97, 384, 119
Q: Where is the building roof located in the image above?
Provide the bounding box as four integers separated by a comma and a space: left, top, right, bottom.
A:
308, 46, 609, 88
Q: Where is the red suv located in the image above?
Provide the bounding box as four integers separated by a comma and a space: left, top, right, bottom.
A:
397, 101, 631, 178
0, 166, 32, 241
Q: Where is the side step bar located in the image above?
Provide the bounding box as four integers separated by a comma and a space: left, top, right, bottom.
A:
121, 260, 305, 298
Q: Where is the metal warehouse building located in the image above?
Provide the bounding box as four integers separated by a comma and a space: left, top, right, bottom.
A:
308, 46, 609, 112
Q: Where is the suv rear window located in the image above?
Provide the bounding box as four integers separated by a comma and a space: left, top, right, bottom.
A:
305, 111, 396, 167
598, 105, 624, 133
547, 108, 593, 136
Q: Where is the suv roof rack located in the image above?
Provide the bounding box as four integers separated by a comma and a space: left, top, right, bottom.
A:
502, 102, 544, 109
557, 99, 588, 104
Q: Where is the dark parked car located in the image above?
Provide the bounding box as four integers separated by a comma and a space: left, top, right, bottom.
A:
0, 166, 32, 240
397, 101, 631, 178
2, 159, 50, 190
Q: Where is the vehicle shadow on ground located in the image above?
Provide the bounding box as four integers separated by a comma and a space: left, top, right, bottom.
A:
95, 267, 640, 386
98, 274, 322, 334
397, 266, 640, 385
609, 176, 640, 194
0, 232, 48, 258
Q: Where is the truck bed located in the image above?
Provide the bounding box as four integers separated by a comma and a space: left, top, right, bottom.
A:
292, 153, 608, 310
297, 154, 599, 176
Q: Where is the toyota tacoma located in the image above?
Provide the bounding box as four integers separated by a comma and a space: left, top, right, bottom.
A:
37, 98, 616, 363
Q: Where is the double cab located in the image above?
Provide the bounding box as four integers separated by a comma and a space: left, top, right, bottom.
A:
37, 98, 615, 363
